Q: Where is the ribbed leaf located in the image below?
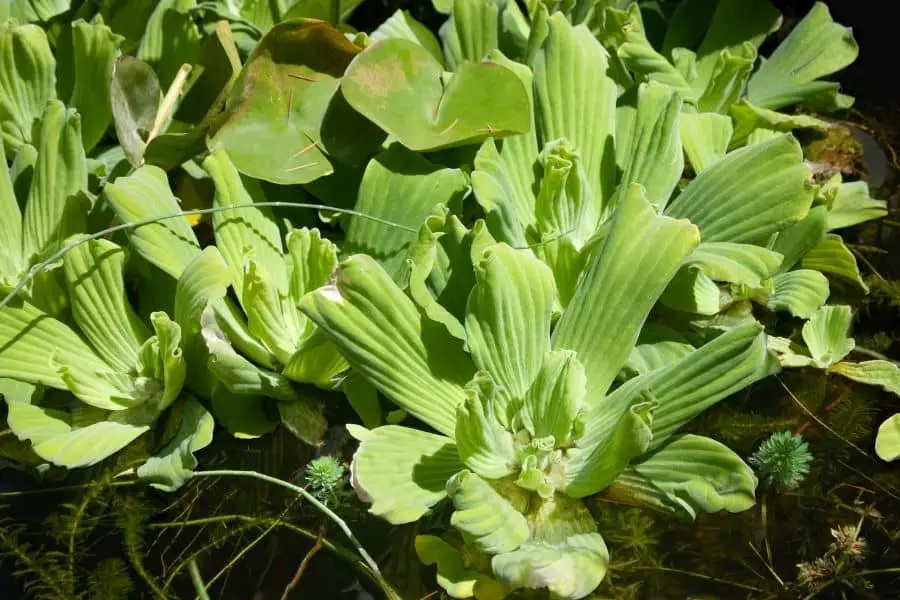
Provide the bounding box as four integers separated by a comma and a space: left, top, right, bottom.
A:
104, 165, 201, 279
534, 13, 617, 207
63, 239, 149, 373
553, 184, 699, 398
802, 304, 854, 368
466, 244, 555, 405
205, 148, 286, 300
136, 312, 186, 411
472, 137, 533, 247
875, 414, 900, 462
0, 299, 134, 410
281, 328, 348, 388
695, 44, 756, 114
827, 181, 887, 231
491, 533, 609, 600
614, 81, 683, 208
679, 110, 732, 173
369, 10, 443, 62
767, 270, 830, 319
447, 470, 530, 555
729, 99, 829, 144
626, 434, 757, 518
685, 242, 783, 287
21, 100, 88, 260
664, 134, 812, 244
136, 395, 214, 491
522, 350, 585, 447
625, 324, 696, 376
0, 20, 56, 152
831, 360, 900, 398
348, 424, 462, 524
210, 385, 277, 440
447, 0, 500, 63
243, 259, 302, 365
0, 141, 23, 283
301, 254, 475, 437
345, 144, 468, 281
801, 233, 867, 291
746, 2, 858, 110
109, 54, 159, 167
285, 227, 338, 301
772, 205, 827, 272
415, 535, 507, 600
455, 373, 516, 479
58, 18, 124, 152
659, 265, 722, 316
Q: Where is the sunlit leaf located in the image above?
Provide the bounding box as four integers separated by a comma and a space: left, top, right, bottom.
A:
447, 470, 530, 555
802, 304, 854, 368
0, 20, 56, 152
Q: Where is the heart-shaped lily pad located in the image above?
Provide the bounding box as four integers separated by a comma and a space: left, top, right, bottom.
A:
341, 38, 531, 152
209, 19, 385, 185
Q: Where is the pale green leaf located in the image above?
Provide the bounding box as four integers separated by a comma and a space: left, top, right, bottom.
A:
696, 44, 756, 114
104, 165, 201, 279
522, 350, 585, 448
679, 110, 732, 173
136, 312, 186, 411
0, 20, 56, 152
827, 181, 887, 231
205, 148, 287, 300
278, 393, 327, 446
21, 100, 88, 260
801, 233, 867, 292
455, 373, 516, 479
242, 259, 302, 366
415, 535, 507, 600
285, 227, 338, 302
664, 134, 812, 244
491, 533, 609, 600
109, 55, 160, 167
445, 0, 501, 64
767, 270, 830, 319
281, 328, 348, 388
210, 385, 277, 439
534, 13, 617, 208
615, 434, 757, 518
747, 2, 858, 110
349, 424, 462, 524
472, 137, 533, 248
624, 324, 696, 376
301, 255, 475, 437
0, 142, 24, 285
63, 239, 149, 373
830, 360, 900, 397
345, 144, 468, 281
369, 10, 443, 63
772, 205, 828, 272
447, 470, 530, 555
466, 244, 555, 405
532, 140, 596, 250
802, 304, 854, 368
875, 414, 900, 462
729, 99, 830, 144
660, 265, 722, 316
554, 184, 699, 397
212, 296, 278, 369
136, 395, 214, 491
614, 81, 682, 208
685, 242, 783, 288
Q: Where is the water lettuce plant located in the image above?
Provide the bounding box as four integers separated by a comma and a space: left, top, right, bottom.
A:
302, 187, 777, 598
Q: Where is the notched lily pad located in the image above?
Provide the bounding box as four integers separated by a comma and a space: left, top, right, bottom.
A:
209, 18, 385, 185
341, 39, 531, 152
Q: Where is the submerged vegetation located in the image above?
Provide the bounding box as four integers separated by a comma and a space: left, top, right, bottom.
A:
1, 0, 899, 598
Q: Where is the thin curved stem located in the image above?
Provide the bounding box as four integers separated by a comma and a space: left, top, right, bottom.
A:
188, 560, 211, 600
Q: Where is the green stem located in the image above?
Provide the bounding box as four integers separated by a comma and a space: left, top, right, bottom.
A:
331, 0, 342, 26
189, 470, 380, 574
188, 560, 210, 600
631, 566, 766, 593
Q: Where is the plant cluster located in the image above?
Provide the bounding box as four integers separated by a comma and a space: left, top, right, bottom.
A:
1, 0, 898, 599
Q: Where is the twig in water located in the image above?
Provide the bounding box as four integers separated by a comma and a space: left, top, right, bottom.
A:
280, 525, 325, 600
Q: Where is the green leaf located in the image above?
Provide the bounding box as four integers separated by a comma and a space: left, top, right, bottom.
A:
136, 395, 214, 491
534, 13, 617, 208
63, 239, 150, 372
659, 266, 721, 315
345, 144, 468, 281
174, 247, 230, 398
0, 20, 56, 152
1, 0, 69, 22
729, 99, 830, 144
767, 270, 830, 319
747, 2, 858, 110
210, 385, 277, 440
695, 44, 756, 114
210, 20, 384, 184
445, 0, 501, 64
455, 373, 516, 479
466, 244, 555, 405
369, 10, 443, 63
553, 184, 699, 398
301, 254, 475, 437
342, 40, 530, 152
522, 350, 585, 448
801, 233, 867, 292
830, 360, 900, 396
57, 18, 125, 152
664, 134, 812, 244
21, 100, 89, 260
472, 138, 532, 248
827, 181, 887, 231
679, 110, 732, 173
802, 304, 854, 368
104, 165, 201, 279
282, 0, 366, 22
446, 470, 530, 555
243, 259, 302, 365
415, 535, 507, 600
109, 55, 160, 167
772, 205, 828, 272
137, 312, 186, 411
614, 81, 683, 208
205, 148, 287, 301
0, 142, 24, 285
619, 434, 757, 518
625, 324, 696, 376
348, 424, 462, 524
685, 242, 783, 288
5, 395, 154, 468
281, 328, 348, 388
491, 533, 609, 600
0, 299, 134, 410
875, 414, 900, 462
285, 227, 338, 301
278, 393, 327, 446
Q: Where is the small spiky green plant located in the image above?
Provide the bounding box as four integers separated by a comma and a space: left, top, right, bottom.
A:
304, 456, 346, 505
750, 431, 813, 490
